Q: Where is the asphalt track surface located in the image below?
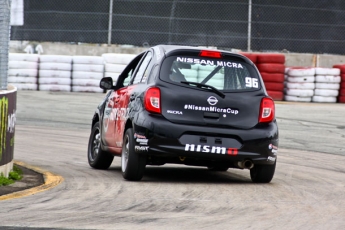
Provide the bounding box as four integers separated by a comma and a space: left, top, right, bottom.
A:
0, 91, 344, 230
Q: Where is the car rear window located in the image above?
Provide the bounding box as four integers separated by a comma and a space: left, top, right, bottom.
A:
160, 55, 261, 91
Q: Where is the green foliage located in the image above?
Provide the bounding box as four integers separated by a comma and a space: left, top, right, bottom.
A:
0, 173, 14, 186
0, 165, 23, 186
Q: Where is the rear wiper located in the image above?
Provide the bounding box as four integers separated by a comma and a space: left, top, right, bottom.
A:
180, 81, 225, 98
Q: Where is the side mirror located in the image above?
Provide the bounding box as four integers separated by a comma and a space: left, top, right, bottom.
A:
100, 77, 114, 90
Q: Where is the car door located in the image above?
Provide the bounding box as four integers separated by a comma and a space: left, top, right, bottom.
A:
101, 53, 144, 149
113, 51, 153, 147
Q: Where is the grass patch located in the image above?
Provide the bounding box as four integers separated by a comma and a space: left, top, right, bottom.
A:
0, 165, 23, 186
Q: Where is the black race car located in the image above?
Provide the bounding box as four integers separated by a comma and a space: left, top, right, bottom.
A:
88, 45, 278, 183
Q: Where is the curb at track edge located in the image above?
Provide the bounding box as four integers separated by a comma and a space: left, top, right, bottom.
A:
0, 160, 64, 201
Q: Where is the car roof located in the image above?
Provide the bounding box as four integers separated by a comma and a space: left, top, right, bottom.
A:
153, 45, 250, 64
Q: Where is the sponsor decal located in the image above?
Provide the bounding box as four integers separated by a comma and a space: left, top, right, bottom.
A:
134, 133, 148, 145
176, 57, 243, 69
207, 96, 218, 106
185, 144, 238, 156
267, 156, 276, 162
134, 133, 146, 139
135, 146, 149, 152
268, 144, 278, 154
0, 96, 16, 162
167, 110, 183, 115
184, 104, 238, 115
103, 107, 128, 132
136, 138, 148, 145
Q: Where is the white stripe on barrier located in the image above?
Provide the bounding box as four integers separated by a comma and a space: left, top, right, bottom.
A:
39, 70, 71, 78
314, 67, 340, 76
72, 71, 104, 79
315, 75, 341, 83
72, 56, 104, 65
284, 88, 314, 97
287, 68, 315, 76
284, 95, 312, 102
314, 89, 339, 97
315, 83, 340, 90
73, 64, 104, 73
102, 53, 135, 64
39, 84, 71, 92
72, 79, 99, 87
105, 63, 126, 73
286, 82, 315, 89
9, 61, 38, 69
40, 55, 72, 63
8, 76, 37, 84
312, 96, 337, 103
8, 69, 38, 77
287, 76, 315, 83
9, 53, 39, 62
38, 78, 71, 85
40, 62, 72, 71
12, 83, 38, 90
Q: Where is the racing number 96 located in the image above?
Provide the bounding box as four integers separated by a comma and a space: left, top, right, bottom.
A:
245, 77, 258, 88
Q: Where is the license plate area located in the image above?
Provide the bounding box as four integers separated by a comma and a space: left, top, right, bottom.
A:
179, 134, 242, 148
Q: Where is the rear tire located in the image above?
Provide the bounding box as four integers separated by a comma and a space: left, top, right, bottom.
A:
88, 121, 114, 169
121, 128, 146, 181
250, 160, 276, 183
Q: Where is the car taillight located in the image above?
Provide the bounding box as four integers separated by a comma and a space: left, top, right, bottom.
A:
144, 87, 161, 114
199, 50, 222, 58
259, 97, 275, 123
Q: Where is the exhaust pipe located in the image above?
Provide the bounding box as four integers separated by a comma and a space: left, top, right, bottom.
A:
237, 160, 254, 169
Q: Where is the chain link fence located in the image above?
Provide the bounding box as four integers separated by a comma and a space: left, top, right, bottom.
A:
9, 0, 345, 55
0, 0, 11, 90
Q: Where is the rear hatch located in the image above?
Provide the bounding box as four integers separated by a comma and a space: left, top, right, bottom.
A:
158, 49, 265, 129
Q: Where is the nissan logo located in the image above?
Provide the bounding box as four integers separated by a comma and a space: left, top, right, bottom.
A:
207, 96, 218, 105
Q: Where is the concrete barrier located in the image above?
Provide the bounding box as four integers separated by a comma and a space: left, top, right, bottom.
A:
0, 85, 17, 177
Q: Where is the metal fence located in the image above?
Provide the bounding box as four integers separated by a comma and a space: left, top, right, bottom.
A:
9, 0, 345, 55
0, 0, 11, 90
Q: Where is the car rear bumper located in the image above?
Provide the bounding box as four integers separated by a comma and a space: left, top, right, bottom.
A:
132, 112, 279, 167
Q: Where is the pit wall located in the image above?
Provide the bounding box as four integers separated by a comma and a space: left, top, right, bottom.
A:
0, 85, 17, 178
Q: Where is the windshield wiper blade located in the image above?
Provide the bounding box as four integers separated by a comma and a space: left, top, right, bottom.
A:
180, 81, 225, 98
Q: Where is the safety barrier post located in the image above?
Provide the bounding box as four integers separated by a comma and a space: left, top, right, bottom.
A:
247, 0, 252, 52
108, 0, 114, 46
0, 0, 11, 90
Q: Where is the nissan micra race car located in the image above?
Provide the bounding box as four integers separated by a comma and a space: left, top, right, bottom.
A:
88, 45, 278, 183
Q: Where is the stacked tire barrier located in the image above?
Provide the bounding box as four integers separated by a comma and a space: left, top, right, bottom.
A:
256, 54, 285, 101
72, 56, 104, 93
8, 53, 39, 90
240, 52, 257, 64
5, 52, 345, 104
284, 67, 315, 102
332, 64, 345, 103
39, 55, 72, 92
312, 68, 340, 103
102, 53, 135, 83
